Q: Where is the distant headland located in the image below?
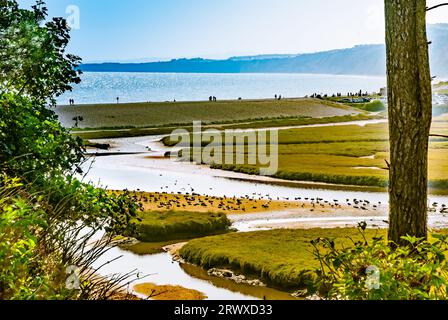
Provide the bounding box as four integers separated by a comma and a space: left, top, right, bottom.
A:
80, 24, 448, 77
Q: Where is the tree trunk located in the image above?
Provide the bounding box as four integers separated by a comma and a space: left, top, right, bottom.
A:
385, 0, 432, 245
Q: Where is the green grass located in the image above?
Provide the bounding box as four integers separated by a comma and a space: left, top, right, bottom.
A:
57, 98, 362, 130
72, 113, 379, 140
58, 98, 375, 140
346, 100, 386, 112
323, 96, 385, 112
129, 211, 232, 242
120, 240, 187, 255
167, 120, 448, 189
180, 228, 386, 290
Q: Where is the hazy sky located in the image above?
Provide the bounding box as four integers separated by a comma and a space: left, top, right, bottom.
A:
18, 0, 448, 62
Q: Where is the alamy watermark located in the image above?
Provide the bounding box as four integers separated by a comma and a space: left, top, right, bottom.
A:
65, 265, 80, 290
66, 5, 80, 30
169, 122, 279, 176
366, 265, 381, 290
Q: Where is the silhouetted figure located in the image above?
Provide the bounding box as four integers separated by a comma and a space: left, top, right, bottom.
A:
209, 96, 213, 102
275, 94, 277, 100
116, 97, 120, 104
72, 116, 83, 128
278, 95, 282, 100
213, 96, 217, 102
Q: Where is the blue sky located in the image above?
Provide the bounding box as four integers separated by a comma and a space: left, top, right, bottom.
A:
18, 0, 448, 62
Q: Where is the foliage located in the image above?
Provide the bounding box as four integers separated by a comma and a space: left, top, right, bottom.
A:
0, 0, 81, 105
0, 175, 142, 300
0, 93, 85, 181
0, 176, 77, 299
0, 1, 141, 300
38, 175, 141, 235
0, 0, 85, 182
0, 177, 60, 300
311, 223, 448, 300
345, 100, 386, 112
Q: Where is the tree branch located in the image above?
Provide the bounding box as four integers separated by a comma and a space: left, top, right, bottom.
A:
430, 134, 448, 139
427, 3, 448, 11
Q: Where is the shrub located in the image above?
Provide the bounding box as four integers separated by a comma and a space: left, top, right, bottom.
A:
0, 177, 60, 300
0, 1, 141, 300
311, 223, 448, 300
0, 93, 85, 182
0, 175, 142, 300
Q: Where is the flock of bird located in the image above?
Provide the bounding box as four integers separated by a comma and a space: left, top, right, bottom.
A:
429, 202, 448, 214
130, 191, 276, 212
124, 187, 448, 216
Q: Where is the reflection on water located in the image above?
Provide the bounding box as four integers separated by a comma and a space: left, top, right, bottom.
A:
180, 264, 298, 301
93, 245, 297, 300
94, 247, 256, 300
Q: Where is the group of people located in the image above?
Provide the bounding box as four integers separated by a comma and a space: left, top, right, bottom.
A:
308, 90, 370, 99
208, 96, 217, 102
274, 94, 282, 100
68, 99, 75, 106
347, 90, 370, 97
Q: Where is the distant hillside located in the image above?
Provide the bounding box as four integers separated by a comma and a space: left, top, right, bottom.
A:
80, 24, 448, 76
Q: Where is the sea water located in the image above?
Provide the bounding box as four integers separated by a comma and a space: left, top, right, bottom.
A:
58, 72, 387, 105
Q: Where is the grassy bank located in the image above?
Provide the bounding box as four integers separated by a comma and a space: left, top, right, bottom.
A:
180, 228, 386, 290
73, 113, 378, 140
346, 100, 386, 112
119, 240, 186, 255
56, 98, 363, 129
130, 211, 232, 242
167, 119, 448, 188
